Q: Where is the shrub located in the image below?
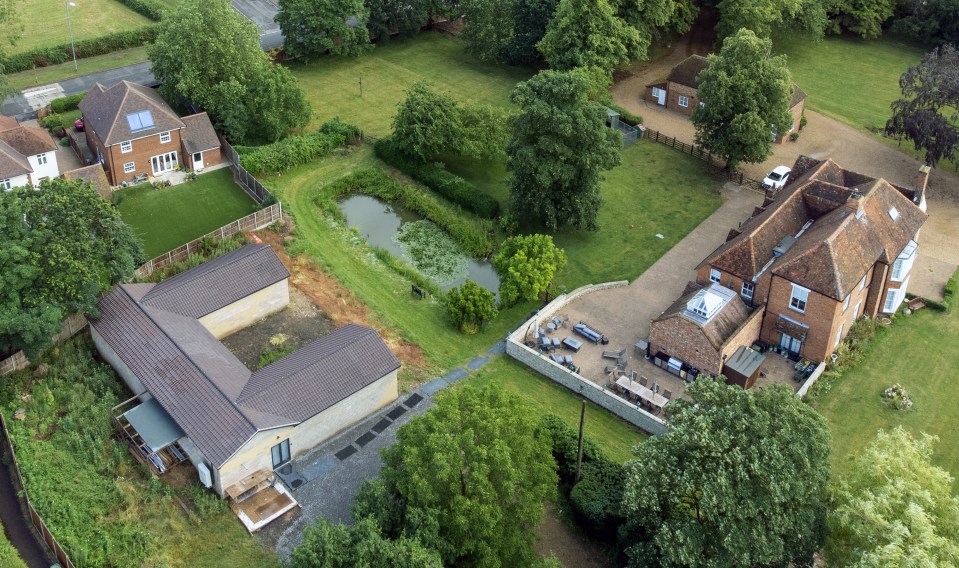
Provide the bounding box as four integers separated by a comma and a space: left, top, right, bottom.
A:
790, 131, 800, 141
0, 27, 157, 73
50, 92, 86, 114
239, 119, 359, 175
882, 383, 913, 410
374, 138, 500, 218
608, 103, 643, 126
319, 117, 362, 144
257, 343, 294, 369
569, 458, 626, 536
114, 0, 167, 20
446, 279, 497, 333
59, 136, 69, 146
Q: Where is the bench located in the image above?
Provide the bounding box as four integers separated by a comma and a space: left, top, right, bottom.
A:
561, 337, 582, 352
411, 284, 427, 299
573, 323, 602, 344
601, 348, 626, 360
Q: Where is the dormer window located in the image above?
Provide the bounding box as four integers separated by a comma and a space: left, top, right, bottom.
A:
126, 110, 155, 132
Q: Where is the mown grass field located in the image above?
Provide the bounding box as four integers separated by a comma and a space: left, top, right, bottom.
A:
5, 46, 149, 91
290, 33, 535, 137
813, 304, 959, 479
771, 32, 925, 132
116, 168, 257, 258
10, 0, 153, 54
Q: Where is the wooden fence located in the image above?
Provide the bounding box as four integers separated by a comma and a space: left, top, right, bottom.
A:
134, 202, 283, 278
641, 127, 767, 194
0, 413, 75, 568
0, 313, 88, 376
219, 135, 275, 204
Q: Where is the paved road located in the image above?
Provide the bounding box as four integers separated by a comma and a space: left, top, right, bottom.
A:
232, 0, 284, 50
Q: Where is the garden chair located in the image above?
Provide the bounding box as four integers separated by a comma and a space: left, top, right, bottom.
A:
639, 376, 648, 387
663, 390, 672, 400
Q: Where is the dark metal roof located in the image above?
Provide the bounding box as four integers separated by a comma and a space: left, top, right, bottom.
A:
78, 81, 185, 147
142, 244, 290, 318
723, 345, 765, 379
181, 113, 221, 154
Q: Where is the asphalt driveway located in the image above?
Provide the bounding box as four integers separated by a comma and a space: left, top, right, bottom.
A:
231, 0, 284, 50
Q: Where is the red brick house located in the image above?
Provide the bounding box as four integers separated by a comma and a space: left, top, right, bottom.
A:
694, 156, 928, 364
78, 81, 223, 185
644, 55, 806, 143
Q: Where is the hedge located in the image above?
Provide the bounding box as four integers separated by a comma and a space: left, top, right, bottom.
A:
50, 93, 86, 114
608, 103, 643, 126
913, 265, 959, 312
313, 167, 494, 258
0, 27, 157, 74
374, 138, 501, 219
239, 119, 362, 175
114, 0, 166, 21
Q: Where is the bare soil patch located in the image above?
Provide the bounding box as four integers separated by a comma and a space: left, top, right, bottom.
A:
535, 503, 613, 568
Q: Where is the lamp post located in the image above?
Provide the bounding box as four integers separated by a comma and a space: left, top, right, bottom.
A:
64, 1, 78, 71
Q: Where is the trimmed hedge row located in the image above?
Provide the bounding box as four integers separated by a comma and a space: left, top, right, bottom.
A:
50, 93, 86, 114
0, 27, 157, 74
609, 103, 644, 126
914, 265, 959, 312
374, 138, 501, 219
115, 0, 166, 21
314, 167, 494, 258
239, 119, 361, 175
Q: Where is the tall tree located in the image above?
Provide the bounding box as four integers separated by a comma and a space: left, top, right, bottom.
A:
445, 280, 498, 333
502, 0, 559, 65
828, 428, 959, 566
275, 0, 373, 59
365, 0, 430, 42
290, 517, 443, 568
714, 0, 830, 39
372, 386, 557, 567
622, 378, 830, 568
613, 0, 697, 47
0, 179, 143, 356
461, 0, 515, 62
829, 0, 895, 39
887, 44, 959, 167
492, 234, 568, 307
507, 69, 621, 230
893, 0, 959, 47
537, 0, 643, 75
691, 28, 793, 170
148, 0, 310, 144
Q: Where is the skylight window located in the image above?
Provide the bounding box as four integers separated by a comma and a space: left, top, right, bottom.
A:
888, 206, 900, 221
126, 110, 155, 132
687, 290, 724, 320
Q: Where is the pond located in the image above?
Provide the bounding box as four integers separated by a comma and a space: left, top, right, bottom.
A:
339, 195, 501, 294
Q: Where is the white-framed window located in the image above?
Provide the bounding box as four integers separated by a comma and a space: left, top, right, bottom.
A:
37, 153, 48, 165
159, 131, 171, 144
0, 178, 11, 190
790, 284, 810, 313
842, 295, 850, 312
741, 281, 755, 300
883, 289, 897, 313
120, 141, 132, 153
859, 273, 868, 291
835, 323, 844, 347
853, 301, 862, 320
709, 268, 721, 283
123, 162, 136, 173
678, 95, 689, 108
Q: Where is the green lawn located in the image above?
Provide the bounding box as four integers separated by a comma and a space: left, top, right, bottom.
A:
289, 33, 535, 138
771, 32, 925, 132
0, 521, 26, 568
10, 0, 153, 55
813, 306, 959, 479
116, 168, 257, 258
5, 46, 150, 91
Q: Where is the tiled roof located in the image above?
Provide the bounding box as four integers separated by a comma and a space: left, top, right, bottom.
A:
0, 116, 19, 132
667, 55, 710, 88
0, 139, 32, 179
78, 81, 185, 147
790, 85, 807, 109
240, 324, 401, 421
181, 113, 221, 154
63, 165, 112, 199
654, 282, 752, 350
142, 244, 290, 318
699, 157, 927, 300
0, 126, 57, 157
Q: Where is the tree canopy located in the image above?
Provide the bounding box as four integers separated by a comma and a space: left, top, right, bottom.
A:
507, 69, 621, 230
502, 0, 559, 65
828, 427, 959, 567
0, 179, 143, 356
492, 234, 568, 307
148, 0, 310, 144
445, 280, 498, 333
461, 0, 515, 62
537, 0, 642, 75
893, 0, 959, 47
290, 517, 442, 568
829, 0, 895, 39
714, 0, 830, 39
364, 0, 430, 42
369, 386, 557, 567
622, 378, 830, 568
691, 28, 793, 170
275, 0, 373, 59
887, 44, 959, 167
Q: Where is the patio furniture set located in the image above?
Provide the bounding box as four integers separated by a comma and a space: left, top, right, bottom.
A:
532, 315, 581, 373
613, 375, 671, 414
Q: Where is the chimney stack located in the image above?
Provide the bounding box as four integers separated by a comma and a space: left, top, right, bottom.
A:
914, 164, 930, 211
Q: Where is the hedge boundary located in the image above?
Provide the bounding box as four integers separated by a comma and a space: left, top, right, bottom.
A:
114, 0, 167, 21
0, 27, 156, 74
911, 265, 959, 312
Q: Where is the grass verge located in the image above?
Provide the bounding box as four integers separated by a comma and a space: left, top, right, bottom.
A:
5, 47, 149, 92
0, 521, 26, 568
9, 0, 152, 55
115, 168, 258, 258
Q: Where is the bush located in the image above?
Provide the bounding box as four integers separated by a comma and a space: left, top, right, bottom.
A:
50, 92, 86, 114
313, 167, 494, 258
446, 279, 497, 333
0, 27, 157, 73
239, 119, 360, 175
374, 138, 500, 218
608, 104, 643, 126
114, 0, 167, 20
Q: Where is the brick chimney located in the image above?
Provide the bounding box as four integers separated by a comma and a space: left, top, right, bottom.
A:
914, 164, 930, 211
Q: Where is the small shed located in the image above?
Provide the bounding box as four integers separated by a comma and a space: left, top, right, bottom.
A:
722, 345, 765, 389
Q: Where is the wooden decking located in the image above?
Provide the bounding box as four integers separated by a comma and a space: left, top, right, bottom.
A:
230, 485, 299, 533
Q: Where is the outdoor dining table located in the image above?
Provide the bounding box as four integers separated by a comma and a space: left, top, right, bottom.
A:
616, 376, 669, 409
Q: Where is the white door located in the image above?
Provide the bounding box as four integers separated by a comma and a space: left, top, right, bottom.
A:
654, 87, 666, 106
779, 333, 802, 354
193, 152, 204, 171
151, 151, 178, 175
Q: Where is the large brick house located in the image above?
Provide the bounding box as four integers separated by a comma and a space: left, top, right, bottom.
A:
78, 81, 223, 185
644, 55, 806, 143
0, 116, 59, 189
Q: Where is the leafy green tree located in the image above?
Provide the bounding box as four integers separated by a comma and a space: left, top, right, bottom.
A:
887, 44, 959, 167
149, 0, 310, 144
0, 179, 143, 356
462, 0, 514, 62
290, 517, 442, 568
365, 0, 430, 42
691, 28, 793, 170
893, 0, 959, 47
537, 0, 642, 75
613, 0, 697, 49
493, 234, 568, 307
715, 0, 830, 39
445, 280, 498, 333
374, 386, 558, 567
276, 0, 373, 59
829, 0, 895, 39
503, 0, 559, 65
622, 378, 830, 568
828, 427, 959, 567
507, 69, 621, 230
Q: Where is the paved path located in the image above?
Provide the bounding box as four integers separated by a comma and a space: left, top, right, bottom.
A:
259, 341, 507, 560
232, 0, 285, 50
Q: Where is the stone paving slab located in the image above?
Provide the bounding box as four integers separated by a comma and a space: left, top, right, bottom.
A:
467, 356, 489, 370
443, 367, 469, 383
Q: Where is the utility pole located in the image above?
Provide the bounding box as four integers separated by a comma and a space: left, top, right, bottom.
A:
65, 1, 78, 71
574, 399, 586, 484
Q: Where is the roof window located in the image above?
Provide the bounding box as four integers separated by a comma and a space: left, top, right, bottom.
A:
888, 206, 900, 221
126, 110, 155, 132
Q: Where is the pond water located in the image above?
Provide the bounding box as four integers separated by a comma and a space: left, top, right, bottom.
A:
339, 195, 500, 294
